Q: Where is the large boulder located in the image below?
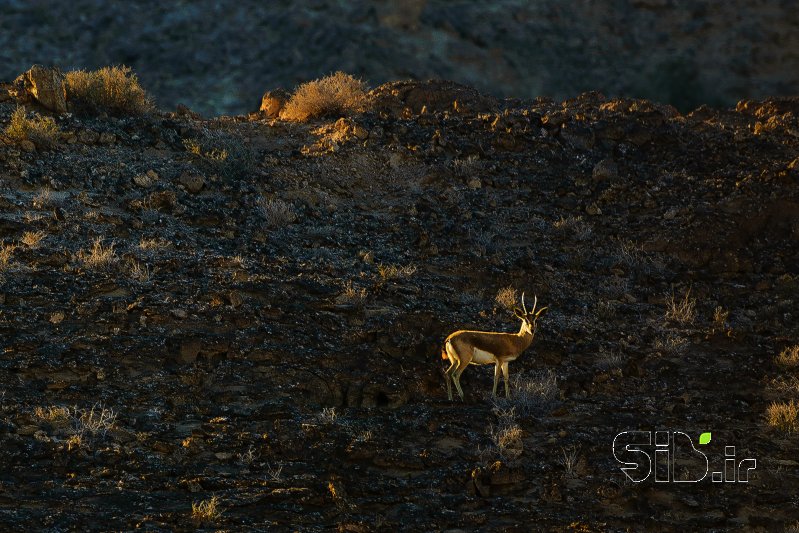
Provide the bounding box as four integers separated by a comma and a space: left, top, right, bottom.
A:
12, 65, 67, 113
259, 88, 290, 118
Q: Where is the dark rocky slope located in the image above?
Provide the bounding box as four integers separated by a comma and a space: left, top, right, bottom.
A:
0, 79, 798, 530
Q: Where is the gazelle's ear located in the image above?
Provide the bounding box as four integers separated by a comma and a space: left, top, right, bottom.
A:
514, 308, 524, 319
535, 306, 548, 317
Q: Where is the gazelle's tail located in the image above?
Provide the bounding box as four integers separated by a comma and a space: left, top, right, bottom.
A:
441, 340, 449, 360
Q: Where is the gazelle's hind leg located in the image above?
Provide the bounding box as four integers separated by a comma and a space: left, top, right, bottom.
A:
444, 359, 457, 400
501, 361, 511, 398
443, 342, 461, 401
452, 365, 466, 400
493, 362, 501, 397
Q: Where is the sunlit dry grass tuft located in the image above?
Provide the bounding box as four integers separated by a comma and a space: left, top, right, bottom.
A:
192, 495, 222, 521
776, 345, 799, 369
766, 401, 798, 433
77, 238, 116, 269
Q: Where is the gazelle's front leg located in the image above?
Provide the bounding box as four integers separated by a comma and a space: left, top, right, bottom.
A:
501, 361, 510, 398
492, 362, 501, 397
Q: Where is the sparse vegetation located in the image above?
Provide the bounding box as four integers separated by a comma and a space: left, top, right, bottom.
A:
337, 281, 367, 304
281, 72, 368, 121
560, 445, 580, 477
665, 288, 696, 325
257, 197, 297, 228
76, 238, 117, 269
595, 350, 624, 371
32, 188, 53, 209
20, 230, 46, 248
500, 370, 560, 416
766, 401, 798, 433
553, 215, 593, 241
65, 66, 153, 115
138, 237, 171, 251
4, 107, 60, 149
317, 407, 338, 424
183, 130, 255, 178
653, 333, 689, 354
33, 405, 71, 423
0, 243, 15, 272
377, 263, 417, 281
127, 259, 151, 282
72, 403, 117, 439
495, 286, 518, 311
776, 345, 799, 369
265, 462, 284, 482
191, 495, 222, 521
488, 406, 523, 461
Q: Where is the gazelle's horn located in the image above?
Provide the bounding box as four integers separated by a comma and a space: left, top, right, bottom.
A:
521, 292, 527, 315
530, 295, 538, 316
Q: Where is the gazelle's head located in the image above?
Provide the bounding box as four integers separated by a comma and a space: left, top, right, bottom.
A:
514, 292, 548, 336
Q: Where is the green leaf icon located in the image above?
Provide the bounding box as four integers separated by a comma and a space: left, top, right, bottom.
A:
699, 432, 711, 445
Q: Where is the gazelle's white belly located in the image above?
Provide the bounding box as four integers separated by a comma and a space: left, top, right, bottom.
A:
470, 347, 498, 365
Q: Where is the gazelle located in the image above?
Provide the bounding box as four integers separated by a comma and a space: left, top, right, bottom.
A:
442, 293, 547, 400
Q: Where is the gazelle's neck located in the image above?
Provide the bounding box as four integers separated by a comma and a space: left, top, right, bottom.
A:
517, 324, 534, 348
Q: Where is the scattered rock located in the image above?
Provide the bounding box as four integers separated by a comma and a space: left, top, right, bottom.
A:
178, 172, 205, 193
592, 158, 618, 181
586, 203, 602, 216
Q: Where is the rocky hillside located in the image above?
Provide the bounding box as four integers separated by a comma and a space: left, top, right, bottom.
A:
2, 0, 798, 115
0, 69, 798, 531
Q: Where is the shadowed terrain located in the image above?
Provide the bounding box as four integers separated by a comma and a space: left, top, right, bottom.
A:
0, 73, 798, 530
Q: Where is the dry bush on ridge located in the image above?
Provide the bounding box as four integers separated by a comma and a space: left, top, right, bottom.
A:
4, 107, 60, 148
281, 72, 368, 121
65, 66, 153, 115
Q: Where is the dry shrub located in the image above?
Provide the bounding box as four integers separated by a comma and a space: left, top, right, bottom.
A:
281, 72, 368, 121
257, 198, 297, 228
192, 495, 222, 521
665, 288, 696, 325
776, 345, 799, 369
0, 243, 15, 272
65, 66, 153, 115
377, 263, 417, 281
5, 107, 60, 148
20, 230, 46, 248
495, 286, 518, 311
77, 238, 117, 269
488, 406, 523, 461
183, 130, 255, 178
766, 401, 798, 432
